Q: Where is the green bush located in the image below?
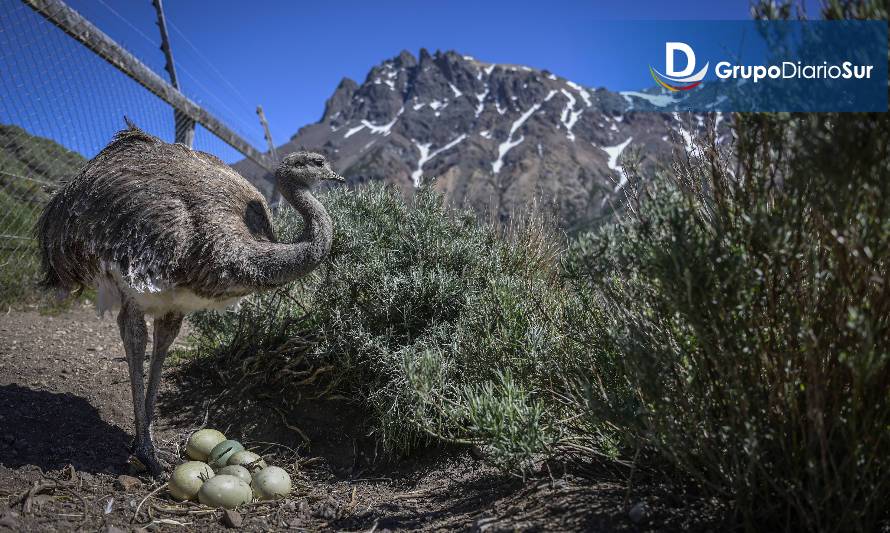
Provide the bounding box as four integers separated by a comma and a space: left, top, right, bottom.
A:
561, 4, 890, 528
567, 107, 889, 531
189, 183, 620, 471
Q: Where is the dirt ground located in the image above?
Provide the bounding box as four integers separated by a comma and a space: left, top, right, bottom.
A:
0, 304, 722, 532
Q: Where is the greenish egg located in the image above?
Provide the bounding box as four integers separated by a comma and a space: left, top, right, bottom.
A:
185, 429, 226, 461
207, 440, 244, 468
227, 450, 267, 472
168, 461, 214, 501
251, 466, 292, 500
197, 474, 253, 509
217, 464, 252, 484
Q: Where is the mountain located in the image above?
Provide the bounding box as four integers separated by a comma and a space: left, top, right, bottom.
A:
0, 124, 86, 272
233, 49, 723, 228
0, 124, 86, 185
0, 123, 86, 216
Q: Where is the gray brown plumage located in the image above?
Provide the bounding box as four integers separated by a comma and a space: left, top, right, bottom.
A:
36, 127, 342, 475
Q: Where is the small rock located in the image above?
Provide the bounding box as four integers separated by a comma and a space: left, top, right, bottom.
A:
222, 509, 243, 528
103, 525, 125, 533
629, 502, 648, 524
115, 474, 142, 491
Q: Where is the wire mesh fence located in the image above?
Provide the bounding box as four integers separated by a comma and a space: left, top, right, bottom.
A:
0, 0, 270, 303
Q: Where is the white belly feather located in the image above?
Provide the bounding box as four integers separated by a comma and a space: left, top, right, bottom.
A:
95, 267, 244, 317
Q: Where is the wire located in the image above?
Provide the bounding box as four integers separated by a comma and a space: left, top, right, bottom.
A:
166, 18, 255, 111
91, 0, 262, 143
94, 0, 158, 48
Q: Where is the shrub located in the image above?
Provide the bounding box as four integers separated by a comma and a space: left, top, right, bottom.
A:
567, 106, 889, 530
563, 3, 890, 527
189, 183, 620, 471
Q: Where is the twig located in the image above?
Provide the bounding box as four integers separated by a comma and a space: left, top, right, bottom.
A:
133, 483, 168, 523
272, 407, 311, 444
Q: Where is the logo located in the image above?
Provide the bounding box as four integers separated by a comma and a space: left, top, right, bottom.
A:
649, 42, 709, 91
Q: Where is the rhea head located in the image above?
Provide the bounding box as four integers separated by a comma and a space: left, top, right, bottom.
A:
276, 151, 344, 189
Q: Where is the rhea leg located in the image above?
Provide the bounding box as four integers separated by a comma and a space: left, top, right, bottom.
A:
117, 298, 161, 475
144, 312, 183, 444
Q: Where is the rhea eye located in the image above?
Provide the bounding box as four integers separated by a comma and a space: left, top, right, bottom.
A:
313, 159, 324, 166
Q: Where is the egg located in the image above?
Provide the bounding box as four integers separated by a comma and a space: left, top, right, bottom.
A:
251, 466, 292, 500
185, 429, 227, 461
168, 461, 214, 501
208, 440, 245, 468
227, 450, 267, 472
217, 465, 252, 484
197, 474, 253, 509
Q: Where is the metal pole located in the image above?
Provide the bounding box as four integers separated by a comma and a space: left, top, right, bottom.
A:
151, 0, 195, 146
256, 105, 281, 207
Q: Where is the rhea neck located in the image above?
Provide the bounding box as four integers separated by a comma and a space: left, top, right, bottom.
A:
279, 176, 333, 258
251, 178, 333, 288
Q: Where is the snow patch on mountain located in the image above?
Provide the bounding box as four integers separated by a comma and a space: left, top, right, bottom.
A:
559, 89, 583, 142
475, 87, 489, 117
344, 124, 366, 138
672, 113, 696, 155
411, 134, 467, 186
599, 136, 633, 189
566, 81, 592, 107
621, 91, 675, 108
492, 102, 541, 174
344, 107, 404, 138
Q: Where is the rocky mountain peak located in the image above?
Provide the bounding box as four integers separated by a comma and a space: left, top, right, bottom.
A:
237, 49, 724, 229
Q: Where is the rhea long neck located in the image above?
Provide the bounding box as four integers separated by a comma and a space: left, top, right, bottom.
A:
252, 180, 333, 288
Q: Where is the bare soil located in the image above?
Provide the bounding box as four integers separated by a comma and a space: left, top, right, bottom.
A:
0, 305, 723, 532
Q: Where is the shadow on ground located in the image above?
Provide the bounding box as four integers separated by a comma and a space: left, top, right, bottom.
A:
157, 353, 465, 479
0, 384, 129, 473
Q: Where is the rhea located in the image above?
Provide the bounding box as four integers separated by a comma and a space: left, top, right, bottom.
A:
37, 127, 341, 476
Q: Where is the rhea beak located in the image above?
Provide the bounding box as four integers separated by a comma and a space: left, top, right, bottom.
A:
325, 170, 345, 183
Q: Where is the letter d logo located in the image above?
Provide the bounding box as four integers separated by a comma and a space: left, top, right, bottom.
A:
650, 42, 709, 91
666, 42, 696, 77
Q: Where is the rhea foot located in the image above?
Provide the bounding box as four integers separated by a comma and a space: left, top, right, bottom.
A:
129, 444, 170, 479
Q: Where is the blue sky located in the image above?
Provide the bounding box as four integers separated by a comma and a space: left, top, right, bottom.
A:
63, 1, 824, 143
2, 1, 820, 160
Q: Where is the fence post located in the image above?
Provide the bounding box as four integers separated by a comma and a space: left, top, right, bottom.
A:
256, 105, 281, 207
151, 0, 194, 146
